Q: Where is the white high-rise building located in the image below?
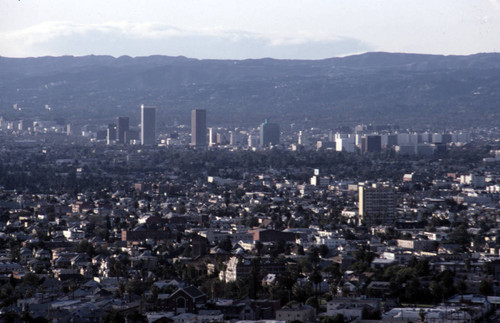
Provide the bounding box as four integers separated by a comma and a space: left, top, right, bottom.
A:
248, 134, 259, 148
335, 137, 355, 152
298, 131, 310, 145
208, 127, 217, 147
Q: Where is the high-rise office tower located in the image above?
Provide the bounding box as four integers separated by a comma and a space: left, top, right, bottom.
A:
259, 119, 280, 147
191, 109, 207, 147
361, 135, 382, 153
141, 105, 156, 145
116, 116, 129, 144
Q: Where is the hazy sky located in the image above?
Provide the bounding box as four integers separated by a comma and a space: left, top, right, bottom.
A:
1, 0, 500, 59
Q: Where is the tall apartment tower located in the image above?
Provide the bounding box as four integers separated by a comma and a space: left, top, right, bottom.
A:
358, 183, 396, 226
106, 124, 116, 145
116, 116, 129, 144
141, 105, 156, 146
260, 119, 280, 147
208, 127, 217, 147
191, 109, 207, 147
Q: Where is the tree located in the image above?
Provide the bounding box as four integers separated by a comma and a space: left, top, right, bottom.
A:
292, 282, 312, 303
305, 296, 319, 308
310, 267, 323, 307
419, 309, 426, 323
125, 279, 144, 297
20, 310, 33, 323
307, 246, 320, 264
448, 224, 470, 251
327, 314, 345, 323
102, 309, 125, 323
479, 279, 494, 299
109, 258, 128, 279
126, 311, 147, 323
414, 259, 430, 277
350, 245, 375, 273
322, 263, 342, 284
2, 311, 19, 323
270, 240, 286, 258
319, 244, 329, 258
74, 240, 95, 257
456, 280, 467, 300
432, 270, 456, 300
255, 241, 264, 256
297, 258, 313, 274
404, 278, 421, 305
429, 281, 443, 304
218, 236, 232, 252
22, 272, 41, 287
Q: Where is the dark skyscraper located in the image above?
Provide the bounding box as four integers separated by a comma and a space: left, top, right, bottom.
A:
141, 105, 156, 146
361, 135, 382, 153
191, 109, 207, 147
260, 119, 280, 147
116, 116, 129, 144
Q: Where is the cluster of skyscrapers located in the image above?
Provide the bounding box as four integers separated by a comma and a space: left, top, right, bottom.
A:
105, 106, 281, 148
105, 105, 156, 146
315, 129, 471, 156
194, 110, 280, 149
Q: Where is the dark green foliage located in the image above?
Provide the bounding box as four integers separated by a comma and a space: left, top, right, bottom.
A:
350, 245, 375, 273
321, 314, 345, 323
318, 244, 329, 258
217, 236, 232, 252
479, 279, 494, 297
102, 309, 126, 323
447, 224, 471, 250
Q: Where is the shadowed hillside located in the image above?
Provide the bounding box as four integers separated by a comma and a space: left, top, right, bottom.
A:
1, 52, 499, 128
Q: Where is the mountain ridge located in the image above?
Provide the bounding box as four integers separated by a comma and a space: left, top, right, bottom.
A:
1, 52, 499, 128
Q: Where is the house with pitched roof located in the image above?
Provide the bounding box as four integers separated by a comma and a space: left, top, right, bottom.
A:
165, 285, 207, 314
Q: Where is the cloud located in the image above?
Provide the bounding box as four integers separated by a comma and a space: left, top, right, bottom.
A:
0, 21, 372, 59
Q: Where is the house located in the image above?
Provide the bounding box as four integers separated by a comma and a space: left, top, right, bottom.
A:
326, 297, 381, 321
165, 286, 207, 314
219, 256, 288, 283
249, 229, 296, 243
275, 303, 315, 323
214, 300, 257, 321
191, 235, 209, 258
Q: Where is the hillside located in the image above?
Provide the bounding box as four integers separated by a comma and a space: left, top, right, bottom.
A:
1, 52, 499, 128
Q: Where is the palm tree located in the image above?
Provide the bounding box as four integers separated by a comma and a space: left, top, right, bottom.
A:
479, 279, 493, 303
310, 266, 323, 307
456, 279, 467, 301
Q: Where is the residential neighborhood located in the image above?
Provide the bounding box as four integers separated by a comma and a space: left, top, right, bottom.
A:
0, 119, 500, 322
